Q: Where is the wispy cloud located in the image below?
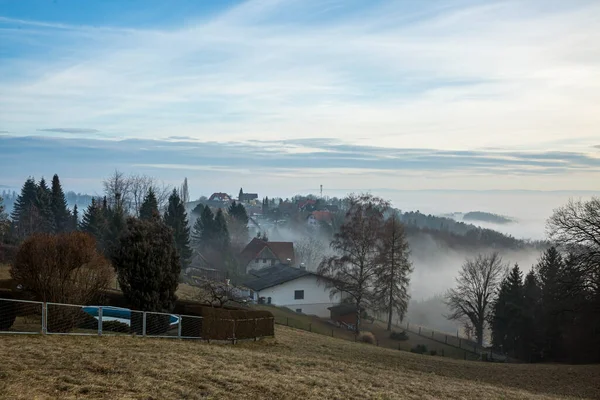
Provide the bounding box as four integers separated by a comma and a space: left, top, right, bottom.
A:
1, 0, 599, 152
37, 128, 100, 134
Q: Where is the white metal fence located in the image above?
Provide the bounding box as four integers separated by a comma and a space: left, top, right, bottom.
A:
0, 297, 274, 342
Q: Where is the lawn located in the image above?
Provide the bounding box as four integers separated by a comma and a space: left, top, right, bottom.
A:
1, 326, 598, 399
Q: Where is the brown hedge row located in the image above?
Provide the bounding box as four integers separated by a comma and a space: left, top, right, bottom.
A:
182, 306, 274, 340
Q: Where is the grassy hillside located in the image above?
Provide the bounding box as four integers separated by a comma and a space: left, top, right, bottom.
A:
1, 326, 598, 399
252, 304, 476, 360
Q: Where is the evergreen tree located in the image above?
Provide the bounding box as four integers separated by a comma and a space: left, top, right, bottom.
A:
199, 206, 216, 247
11, 178, 41, 239
112, 217, 180, 333
0, 195, 8, 240
36, 178, 54, 233
536, 246, 564, 360
491, 264, 523, 356
521, 270, 543, 362
103, 194, 126, 260
50, 174, 71, 233
228, 201, 249, 247
214, 208, 231, 251
164, 189, 192, 269
139, 188, 159, 220
80, 198, 108, 250
71, 204, 79, 232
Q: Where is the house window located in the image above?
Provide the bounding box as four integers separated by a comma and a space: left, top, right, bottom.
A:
262, 259, 266, 263
267, 297, 271, 304
294, 290, 304, 300
255, 259, 259, 264
296, 309, 302, 313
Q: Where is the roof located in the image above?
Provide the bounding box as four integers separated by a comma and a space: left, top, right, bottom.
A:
239, 238, 295, 266
240, 193, 258, 200
309, 211, 333, 222
208, 192, 232, 201
244, 264, 312, 291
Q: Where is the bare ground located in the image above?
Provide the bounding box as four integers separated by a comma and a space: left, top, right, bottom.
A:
1, 326, 599, 400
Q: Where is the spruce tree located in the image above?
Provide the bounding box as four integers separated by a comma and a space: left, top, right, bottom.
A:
536, 246, 564, 359
521, 270, 542, 361
227, 201, 249, 247
492, 264, 523, 356
103, 194, 126, 260
164, 189, 192, 269
199, 206, 216, 247
139, 188, 159, 220
214, 208, 231, 251
50, 174, 71, 233
11, 178, 40, 239
191, 206, 205, 246
36, 178, 54, 233
71, 204, 79, 231
80, 198, 107, 249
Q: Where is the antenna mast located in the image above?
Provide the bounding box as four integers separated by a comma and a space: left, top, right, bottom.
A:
320, 184, 323, 198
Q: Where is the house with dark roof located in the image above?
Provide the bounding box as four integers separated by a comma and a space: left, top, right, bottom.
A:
238, 188, 258, 203
244, 264, 342, 318
239, 237, 295, 273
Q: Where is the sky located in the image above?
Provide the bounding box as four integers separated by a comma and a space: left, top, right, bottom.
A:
1, 0, 599, 228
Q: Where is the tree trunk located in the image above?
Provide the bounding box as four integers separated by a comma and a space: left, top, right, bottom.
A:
355, 299, 361, 334
476, 322, 484, 347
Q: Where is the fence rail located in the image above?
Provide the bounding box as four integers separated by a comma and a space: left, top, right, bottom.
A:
0, 297, 274, 343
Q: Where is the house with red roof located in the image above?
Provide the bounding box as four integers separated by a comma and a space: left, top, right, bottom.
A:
239, 237, 295, 273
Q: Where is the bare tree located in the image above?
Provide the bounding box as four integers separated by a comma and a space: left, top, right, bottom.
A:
295, 236, 328, 270
373, 215, 413, 331
547, 197, 600, 273
445, 252, 506, 346
103, 171, 172, 216
103, 170, 132, 211
197, 279, 246, 307
317, 193, 389, 333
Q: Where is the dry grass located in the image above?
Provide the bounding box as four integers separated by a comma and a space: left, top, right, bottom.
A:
0, 264, 10, 280
1, 326, 598, 400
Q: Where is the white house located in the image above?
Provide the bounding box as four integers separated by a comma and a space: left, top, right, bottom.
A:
244, 264, 341, 318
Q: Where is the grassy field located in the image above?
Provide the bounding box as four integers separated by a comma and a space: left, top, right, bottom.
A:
252, 304, 476, 360
1, 326, 598, 399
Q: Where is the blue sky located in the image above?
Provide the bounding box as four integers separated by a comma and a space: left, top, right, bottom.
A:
0, 0, 599, 197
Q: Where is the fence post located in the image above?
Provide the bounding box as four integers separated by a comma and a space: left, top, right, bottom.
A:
232, 319, 236, 345
178, 315, 182, 339
286, 317, 289, 326
309, 323, 312, 333
41, 302, 47, 334
254, 318, 258, 342
98, 306, 103, 336
445, 335, 448, 344
418, 327, 421, 335
142, 311, 147, 337
331, 329, 334, 337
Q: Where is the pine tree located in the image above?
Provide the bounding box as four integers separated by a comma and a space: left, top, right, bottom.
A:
11, 178, 41, 239
214, 208, 230, 251
492, 264, 523, 356
521, 270, 542, 362
36, 178, 54, 233
0, 195, 8, 240
139, 188, 159, 220
199, 206, 216, 247
164, 189, 192, 269
80, 198, 107, 249
103, 194, 126, 260
228, 201, 249, 247
50, 174, 71, 233
536, 246, 564, 360
71, 204, 79, 231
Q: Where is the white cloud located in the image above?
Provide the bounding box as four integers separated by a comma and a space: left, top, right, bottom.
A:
1, 0, 599, 188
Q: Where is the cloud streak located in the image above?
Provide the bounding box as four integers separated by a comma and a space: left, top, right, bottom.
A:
37, 128, 100, 134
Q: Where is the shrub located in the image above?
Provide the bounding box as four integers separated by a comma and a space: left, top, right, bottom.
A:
112, 218, 180, 314
410, 344, 428, 354
358, 331, 376, 344
390, 330, 409, 341
430, 350, 438, 356
11, 232, 112, 304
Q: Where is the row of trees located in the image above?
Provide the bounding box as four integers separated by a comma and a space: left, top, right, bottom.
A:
445, 197, 600, 363
317, 194, 413, 332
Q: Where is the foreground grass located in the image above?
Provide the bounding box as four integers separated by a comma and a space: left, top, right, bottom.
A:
1, 326, 598, 399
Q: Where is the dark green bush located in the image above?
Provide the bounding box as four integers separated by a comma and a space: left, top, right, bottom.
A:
430, 350, 438, 356
410, 344, 428, 354
390, 330, 409, 341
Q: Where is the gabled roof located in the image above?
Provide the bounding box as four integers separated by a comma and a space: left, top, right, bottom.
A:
244, 264, 312, 291
239, 238, 295, 266
309, 210, 333, 222
208, 192, 232, 201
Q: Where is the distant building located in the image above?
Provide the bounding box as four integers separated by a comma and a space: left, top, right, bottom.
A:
238, 188, 258, 203
208, 192, 233, 203
307, 210, 333, 227
239, 237, 295, 273
244, 264, 342, 318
